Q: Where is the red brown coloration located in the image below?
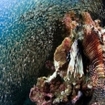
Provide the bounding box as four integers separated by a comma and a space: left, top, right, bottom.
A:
82, 12, 105, 105
82, 11, 105, 80
83, 31, 102, 61
62, 11, 78, 36
81, 12, 95, 26
63, 11, 76, 27
83, 28, 105, 79
63, 13, 72, 30
54, 37, 72, 68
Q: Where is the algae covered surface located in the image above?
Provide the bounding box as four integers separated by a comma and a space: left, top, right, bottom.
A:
0, 0, 104, 105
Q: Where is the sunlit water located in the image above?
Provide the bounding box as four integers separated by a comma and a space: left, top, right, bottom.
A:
0, 0, 37, 35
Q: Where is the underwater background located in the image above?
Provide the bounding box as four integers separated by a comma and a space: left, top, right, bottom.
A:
0, 0, 105, 105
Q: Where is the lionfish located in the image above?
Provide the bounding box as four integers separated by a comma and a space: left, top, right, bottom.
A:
82, 12, 105, 105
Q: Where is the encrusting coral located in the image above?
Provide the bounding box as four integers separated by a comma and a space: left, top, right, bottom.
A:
29, 11, 105, 105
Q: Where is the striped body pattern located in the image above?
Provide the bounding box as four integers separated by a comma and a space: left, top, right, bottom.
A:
83, 27, 105, 105
83, 30, 105, 79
